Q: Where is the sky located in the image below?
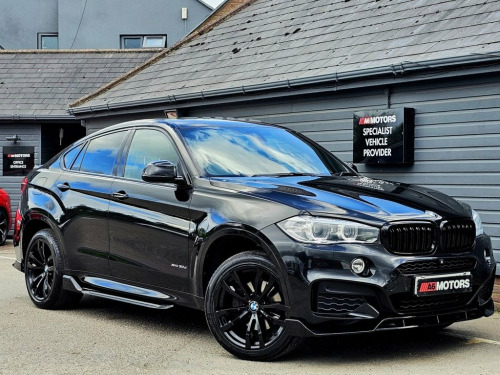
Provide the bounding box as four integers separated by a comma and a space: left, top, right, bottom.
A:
202, 0, 226, 9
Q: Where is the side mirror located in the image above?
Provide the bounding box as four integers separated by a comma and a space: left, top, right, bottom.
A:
142, 161, 185, 184
347, 162, 358, 173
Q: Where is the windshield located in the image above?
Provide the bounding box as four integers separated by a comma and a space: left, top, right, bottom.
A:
178, 124, 349, 177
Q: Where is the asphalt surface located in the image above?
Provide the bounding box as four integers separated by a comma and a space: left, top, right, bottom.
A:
1, 240, 500, 375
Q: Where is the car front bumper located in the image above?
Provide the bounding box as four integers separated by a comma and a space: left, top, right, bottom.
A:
262, 226, 496, 337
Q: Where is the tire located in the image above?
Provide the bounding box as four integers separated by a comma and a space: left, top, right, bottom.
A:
205, 251, 301, 361
24, 229, 82, 309
0, 209, 8, 246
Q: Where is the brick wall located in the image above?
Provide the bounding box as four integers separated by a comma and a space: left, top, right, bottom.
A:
494, 277, 500, 305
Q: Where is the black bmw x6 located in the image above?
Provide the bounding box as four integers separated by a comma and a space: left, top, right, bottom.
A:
14, 118, 496, 360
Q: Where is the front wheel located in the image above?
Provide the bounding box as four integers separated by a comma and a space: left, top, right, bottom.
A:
25, 229, 81, 309
205, 252, 301, 361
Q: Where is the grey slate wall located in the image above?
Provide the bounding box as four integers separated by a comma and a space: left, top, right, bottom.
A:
58, 0, 212, 49
0, 0, 58, 49
0, 0, 212, 50
82, 73, 500, 272
0, 124, 41, 230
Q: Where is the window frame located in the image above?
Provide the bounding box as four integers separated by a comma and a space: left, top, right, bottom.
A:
142, 36, 167, 48
70, 142, 88, 172
120, 35, 167, 49
62, 143, 85, 170
121, 36, 142, 49
37, 33, 59, 50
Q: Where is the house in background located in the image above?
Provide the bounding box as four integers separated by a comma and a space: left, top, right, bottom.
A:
0, 0, 221, 50
0, 49, 159, 227
68, 0, 500, 273
0, 0, 498, 275
0, 0, 234, 233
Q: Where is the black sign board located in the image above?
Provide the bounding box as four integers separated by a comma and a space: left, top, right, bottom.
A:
3, 146, 35, 176
353, 108, 414, 165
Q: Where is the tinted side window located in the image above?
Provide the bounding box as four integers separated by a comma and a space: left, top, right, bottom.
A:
124, 129, 179, 180
71, 142, 86, 171
79, 132, 127, 175
63, 144, 84, 169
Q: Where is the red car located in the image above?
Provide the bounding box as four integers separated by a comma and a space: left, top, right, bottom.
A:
0, 188, 11, 246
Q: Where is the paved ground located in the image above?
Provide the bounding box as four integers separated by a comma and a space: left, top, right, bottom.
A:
1, 240, 500, 375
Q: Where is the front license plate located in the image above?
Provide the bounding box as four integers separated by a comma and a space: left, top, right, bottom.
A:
414, 272, 472, 297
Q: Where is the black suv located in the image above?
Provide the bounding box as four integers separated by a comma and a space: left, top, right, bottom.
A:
14, 118, 496, 360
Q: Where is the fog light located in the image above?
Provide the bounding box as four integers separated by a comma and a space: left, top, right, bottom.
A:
351, 258, 366, 275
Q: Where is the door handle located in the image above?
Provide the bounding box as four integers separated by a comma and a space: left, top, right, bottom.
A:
112, 191, 129, 200
56, 183, 71, 192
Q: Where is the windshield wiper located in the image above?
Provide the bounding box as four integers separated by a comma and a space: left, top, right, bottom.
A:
251, 172, 319, 177
334, 171, 358, 177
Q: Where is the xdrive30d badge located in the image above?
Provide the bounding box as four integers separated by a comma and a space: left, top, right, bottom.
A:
14, 118, 496, 360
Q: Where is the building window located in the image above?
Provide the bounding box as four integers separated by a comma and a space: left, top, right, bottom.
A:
121, 35, 166, 49
143, 36, 166, 47
122, 37, 142, 49
38, 33, 59, 49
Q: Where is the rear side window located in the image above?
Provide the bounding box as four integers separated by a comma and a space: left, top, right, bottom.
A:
78, 131, 127, 176
71, 143, 86, 171
123, 129, 179, 180
63, 144, 84, 169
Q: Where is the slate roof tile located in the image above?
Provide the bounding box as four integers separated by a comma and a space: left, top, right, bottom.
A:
0, 50, 158, 117
73, 0, 500, 111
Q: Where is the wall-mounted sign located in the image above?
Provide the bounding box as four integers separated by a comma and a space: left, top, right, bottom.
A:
3, 146, 35, 176
353, 108, 414, 165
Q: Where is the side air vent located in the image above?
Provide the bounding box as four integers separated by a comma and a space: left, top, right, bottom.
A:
316, 293, 365, 314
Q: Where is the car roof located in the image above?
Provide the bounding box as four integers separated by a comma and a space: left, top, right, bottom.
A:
85, 118, 284, 139
165, 118, 279, 129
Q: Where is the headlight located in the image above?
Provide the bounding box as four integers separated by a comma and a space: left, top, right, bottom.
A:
472, 209, 483, 236
277, 216, 379, 244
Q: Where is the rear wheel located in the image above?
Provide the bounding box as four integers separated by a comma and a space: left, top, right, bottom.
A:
205, 252, 301, 361
25, 229, 81, 309
0, 210, 8, 246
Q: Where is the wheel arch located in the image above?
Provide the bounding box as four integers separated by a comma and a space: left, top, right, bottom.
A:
0, 206, 9, 223
194, 225, 290, 304
19, 210, 64, 271
0, 206, 9, 245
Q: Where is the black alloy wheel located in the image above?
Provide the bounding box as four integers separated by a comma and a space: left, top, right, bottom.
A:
0, 210, 7, 246
25, 229, 81, 309
205, 252, 301, 360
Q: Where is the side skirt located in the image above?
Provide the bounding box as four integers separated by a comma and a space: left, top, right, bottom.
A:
62, 275, 174, 310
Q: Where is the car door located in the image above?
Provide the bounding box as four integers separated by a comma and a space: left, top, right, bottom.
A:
108, 128, 192, 292
55, 130, 129, 275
